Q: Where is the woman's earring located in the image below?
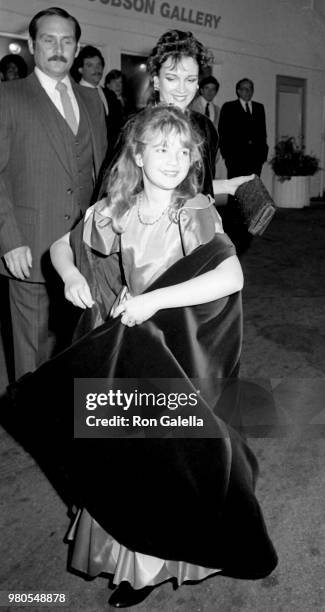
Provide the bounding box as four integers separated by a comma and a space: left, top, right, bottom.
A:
135, 154, 143, 167
153, 76, 160, 92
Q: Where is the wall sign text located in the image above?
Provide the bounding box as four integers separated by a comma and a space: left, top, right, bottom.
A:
88, 0, 221, 29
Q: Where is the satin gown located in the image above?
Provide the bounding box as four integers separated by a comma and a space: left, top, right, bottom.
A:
9, 194, 277, 587
68, 197, 226, 587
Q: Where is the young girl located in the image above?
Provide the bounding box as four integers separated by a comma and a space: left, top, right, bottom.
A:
51, 104, 250, 324
49, 105, 277, 607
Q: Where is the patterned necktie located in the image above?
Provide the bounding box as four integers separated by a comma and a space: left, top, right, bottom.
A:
55, 81, 78, 135
205, 102, 210, 118
245, 102, 251, 115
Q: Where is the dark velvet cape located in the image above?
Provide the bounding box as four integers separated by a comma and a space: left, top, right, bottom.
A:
7, 228, 277, 580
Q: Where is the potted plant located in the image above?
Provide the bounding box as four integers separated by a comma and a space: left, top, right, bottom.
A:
270, 137, 320, 208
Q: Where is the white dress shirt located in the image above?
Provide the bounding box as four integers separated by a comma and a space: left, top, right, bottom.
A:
200, 96, 216, 124
239, 98, 252, 114
191, 95, 220, 129
34, 67, 80, 124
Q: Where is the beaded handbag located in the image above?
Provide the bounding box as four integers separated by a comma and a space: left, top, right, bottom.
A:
234, 176, 276, 236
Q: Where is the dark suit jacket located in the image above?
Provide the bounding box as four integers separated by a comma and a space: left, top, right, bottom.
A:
218, 99, 268, 174
189, 110, 219, 195
104, 88, 130, 152
0, 73, 107, 282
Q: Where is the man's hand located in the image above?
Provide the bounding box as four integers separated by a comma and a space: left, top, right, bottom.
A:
227, 174, 255, 195
4, 246, 32, 279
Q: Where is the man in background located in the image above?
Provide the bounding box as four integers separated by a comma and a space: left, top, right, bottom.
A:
75, 44, 109, 118
0, 7, 107, 379
104, 69, 131, 151
218, 77, 268, 178
191, 75, 220, 132
217, 78, 268, 255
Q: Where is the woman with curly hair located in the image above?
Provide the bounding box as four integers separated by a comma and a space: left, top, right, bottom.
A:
146, 29, 219, 196
94, 30, 253, 204
0, 54, 28, 81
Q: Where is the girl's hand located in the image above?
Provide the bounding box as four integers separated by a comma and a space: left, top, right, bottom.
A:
227, 174, 255, 195
112, 293, 159, 327
63, 270, 95, 309
110, 286, 132, 318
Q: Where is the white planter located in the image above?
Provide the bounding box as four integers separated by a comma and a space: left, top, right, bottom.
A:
273, 176, 311, 208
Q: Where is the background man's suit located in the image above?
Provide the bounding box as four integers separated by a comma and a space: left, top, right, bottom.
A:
218, 99, 268, 177
190, 96, 220, 132
0, 72, 107, 378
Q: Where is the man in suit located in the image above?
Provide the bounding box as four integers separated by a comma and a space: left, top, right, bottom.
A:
104, 69, 131, 153
0, 7, 107, 379
218, 78, 268, 178
74, 45, 109, 118
218, 79, 268, 255
190, 75, 220, 132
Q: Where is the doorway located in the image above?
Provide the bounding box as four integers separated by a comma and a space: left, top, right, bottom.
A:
276, 75, 306, 146
121, 53, 149, 111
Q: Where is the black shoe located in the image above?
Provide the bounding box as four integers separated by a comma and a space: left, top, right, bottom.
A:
108, 581, 154, 608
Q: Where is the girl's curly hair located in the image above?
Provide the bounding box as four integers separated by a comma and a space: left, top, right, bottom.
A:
106, 104, 203, 232
146, 30, 213, 78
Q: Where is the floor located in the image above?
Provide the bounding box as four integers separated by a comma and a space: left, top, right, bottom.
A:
0, 205, 324, 612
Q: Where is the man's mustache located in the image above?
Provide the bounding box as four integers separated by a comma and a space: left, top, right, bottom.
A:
49, 55, 67, 63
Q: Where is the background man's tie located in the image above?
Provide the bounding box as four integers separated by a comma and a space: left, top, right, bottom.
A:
55, 81, 78, 135
205, 102, 210, 118
245, 102, 251, 115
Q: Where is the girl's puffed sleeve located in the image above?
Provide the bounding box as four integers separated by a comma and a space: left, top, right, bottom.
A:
69, 200, 123, 336
177, 194, 227, 256
83, 198, 120, 255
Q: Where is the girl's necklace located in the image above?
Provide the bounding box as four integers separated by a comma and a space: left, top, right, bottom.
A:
137, 192, 170, 226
